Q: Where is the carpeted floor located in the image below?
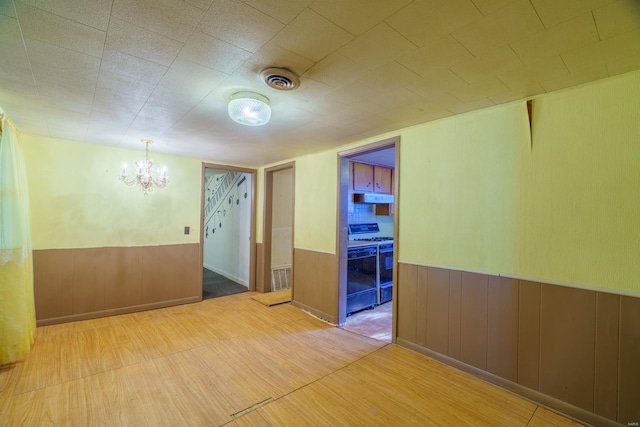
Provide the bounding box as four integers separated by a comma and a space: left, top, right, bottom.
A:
203, 268, 247, 300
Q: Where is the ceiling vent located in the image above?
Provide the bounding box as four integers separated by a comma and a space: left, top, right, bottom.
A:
261, 67, 300, 91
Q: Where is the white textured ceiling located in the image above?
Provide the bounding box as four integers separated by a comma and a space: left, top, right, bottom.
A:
0, 0, 639, 166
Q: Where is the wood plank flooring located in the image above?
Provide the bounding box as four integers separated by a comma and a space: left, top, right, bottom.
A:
0, 292, 584, 426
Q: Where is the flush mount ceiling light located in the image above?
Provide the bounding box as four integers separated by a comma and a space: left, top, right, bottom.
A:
228, 91, 271, 126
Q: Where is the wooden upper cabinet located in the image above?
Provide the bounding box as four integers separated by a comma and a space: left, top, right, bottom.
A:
374, 166, 392, 194
352, 162, 392, 194
353, 162, 374, 192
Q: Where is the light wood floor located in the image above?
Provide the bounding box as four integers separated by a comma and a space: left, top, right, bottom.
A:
0, 293, 584, 426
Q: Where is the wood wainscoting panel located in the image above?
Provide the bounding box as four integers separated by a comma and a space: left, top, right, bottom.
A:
425, 266, 450, 355
459, 272, 489, 370
396, 262, 418, 343
539, 284, 596, 412
71, 247, 104, 315
255, 243, 265, 293
415, 266, 428, 347
33, 244, 201, 325
33, 249, 64, 320
179, 243, 202, 298
142, 245, 183, 304
292, 248, 337, 323
394, 262, 637, 427
487, 276, 519, 382
103, 247, 143, 310
518, 280, 541, 390
618, 295, 640, 425
447, 270, 462, 359
594, 292, 619, 421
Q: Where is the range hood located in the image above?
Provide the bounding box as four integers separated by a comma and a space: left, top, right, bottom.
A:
353, 193, 394, 204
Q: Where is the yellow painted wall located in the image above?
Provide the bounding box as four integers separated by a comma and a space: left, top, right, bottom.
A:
22, 135, 201, 249
293, 150, 338, 253
398, 71, 640, 293
398, 103, 527, 274
260, 70, 639, 294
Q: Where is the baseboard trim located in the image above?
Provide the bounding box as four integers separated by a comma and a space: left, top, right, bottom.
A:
396, 338, 620, 427
292, 300, 337, 325
36, 296, 202, 326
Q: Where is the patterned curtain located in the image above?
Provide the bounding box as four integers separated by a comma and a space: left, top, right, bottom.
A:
0, 113, 36, 365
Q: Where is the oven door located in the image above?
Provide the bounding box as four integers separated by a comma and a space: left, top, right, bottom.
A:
378, 244, 393, 304
346, 246, 378, 315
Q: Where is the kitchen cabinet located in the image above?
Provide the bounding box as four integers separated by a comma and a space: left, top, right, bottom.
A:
352, 162, 392, 194
374, 166, 391, 194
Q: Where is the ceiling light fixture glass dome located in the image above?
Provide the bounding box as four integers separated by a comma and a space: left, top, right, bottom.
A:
228, 91, 271, 126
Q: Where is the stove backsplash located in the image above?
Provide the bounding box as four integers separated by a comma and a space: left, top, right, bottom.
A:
348, 204, 393, 239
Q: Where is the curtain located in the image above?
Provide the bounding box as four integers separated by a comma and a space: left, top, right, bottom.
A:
0, 113, 36, 365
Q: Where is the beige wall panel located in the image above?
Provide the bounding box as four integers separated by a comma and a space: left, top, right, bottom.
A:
448, 270, 462, 359
142, 245, 183, 304
33, 250, 63, 320
416, 266, 428, 347
292, 248, 337, 321
102, 247, 143, 309
487, 276, 519, 382
518, 280, 540, 390
459, 272, 488, 370
426, 266, 450, 355
180, 243, 201, 298
397, 262, 417, 342
618, 295, 640, 425
539, 284, 596, 412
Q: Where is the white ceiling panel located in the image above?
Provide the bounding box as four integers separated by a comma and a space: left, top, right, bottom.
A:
530, 0, 617, 28
398, 35, 474, 78
452, 0, 544, 55
16, 0, 113, 30
178, 31, 252, 73
15, 2, 105, 57
338, 23, 417, 68
99, 49, 169, 86
510, 12, 599, 65
111, 0, 203, 42
271, 9, 353, 62
309, 0, 411, 36
241, 0, 313, 25
105, 18, 183, 66
386, 0, 483, 47
199, 0, 284, 52
592, 0, 640, 40
0, 0, 638, 166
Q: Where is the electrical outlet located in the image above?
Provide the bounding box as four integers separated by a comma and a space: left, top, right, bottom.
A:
184, 226, 190, 235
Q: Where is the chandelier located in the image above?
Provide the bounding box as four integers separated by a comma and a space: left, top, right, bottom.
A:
120, 139, 168, 195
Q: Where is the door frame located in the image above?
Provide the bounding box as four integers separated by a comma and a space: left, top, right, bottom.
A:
336, 136, 400, 339
261, 161, 295, 293
200, 162, 258, 293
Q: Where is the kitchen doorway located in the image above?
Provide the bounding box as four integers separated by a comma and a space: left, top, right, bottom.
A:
201, 163, 257, 299
337, 137, 399, 343
261, 162, 295, 294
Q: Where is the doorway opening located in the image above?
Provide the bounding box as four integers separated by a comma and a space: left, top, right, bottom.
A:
337, 138, 399, 343
261, 162, 295, 296
201, 163, 257, 299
